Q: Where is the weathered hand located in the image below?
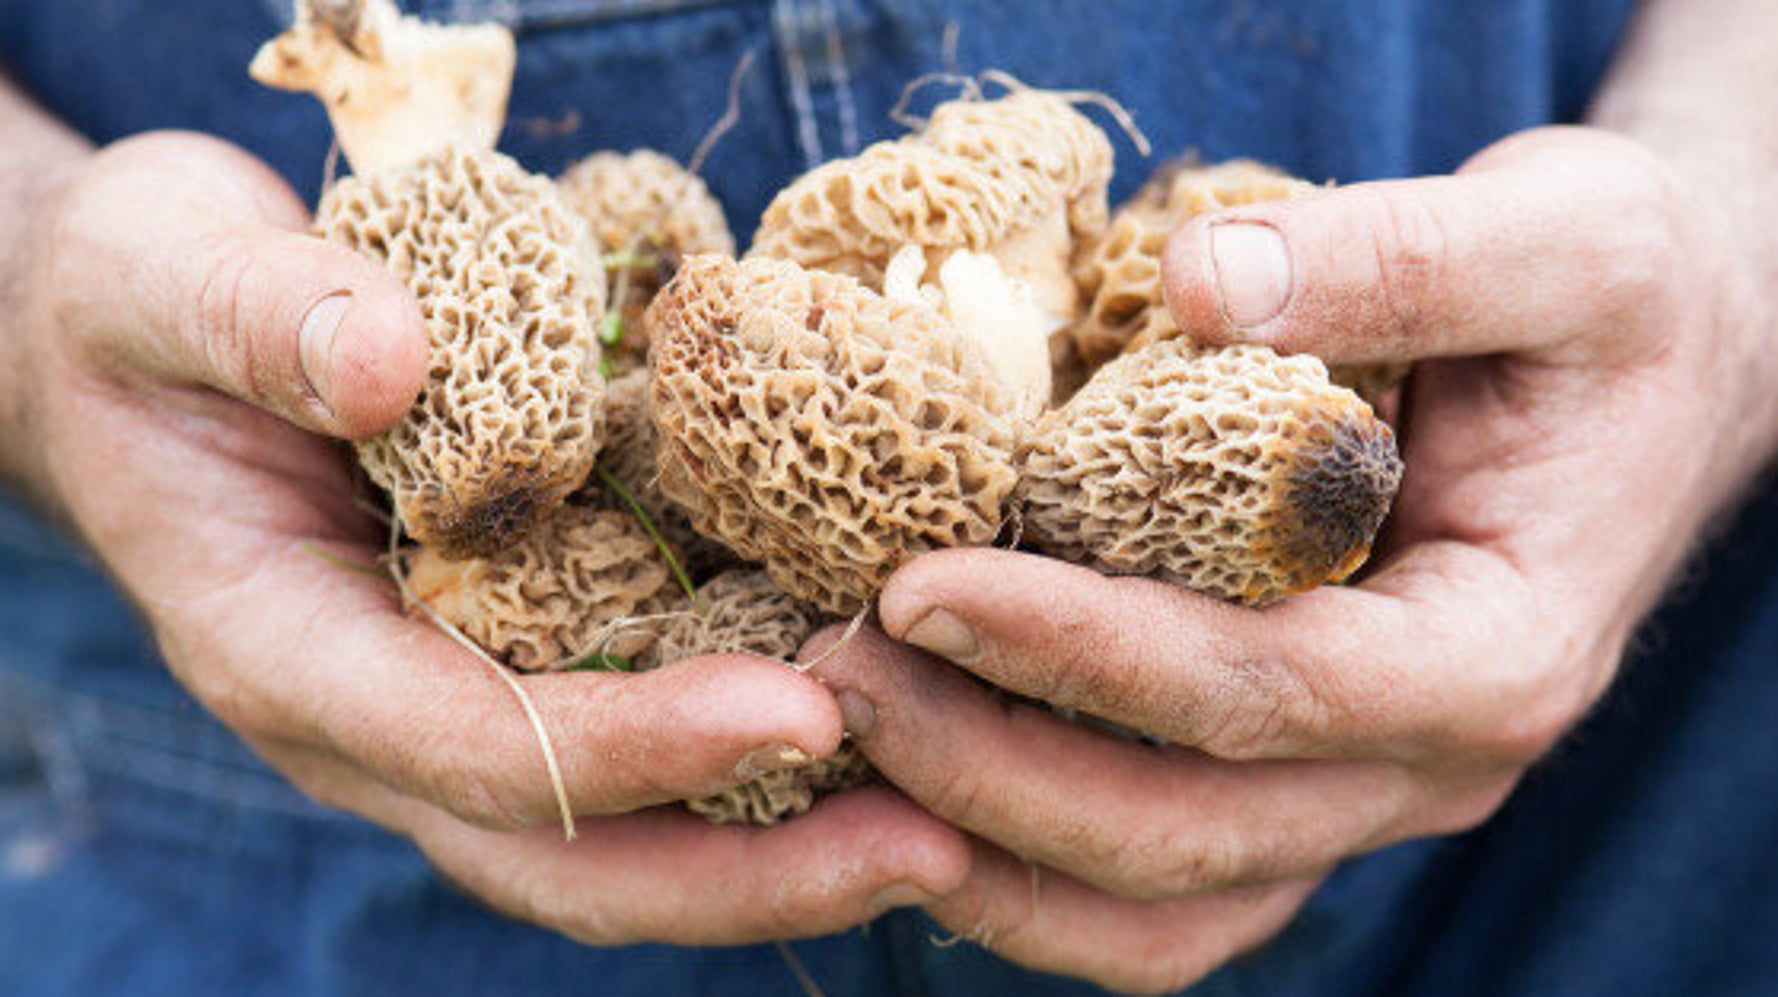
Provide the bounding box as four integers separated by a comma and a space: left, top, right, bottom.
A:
7, 131, 967, 945
806, 125, 1778, 992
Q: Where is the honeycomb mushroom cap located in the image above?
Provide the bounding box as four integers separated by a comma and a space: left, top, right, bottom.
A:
653, 569, 823, 665
648, 254, 1022, 615
1018, 338, 1403, 605
404, 503, 678, 672
320, 146, 609, 556
685, 748, 873, 826
594, 368, 738, 581
749, 89, 1113, 309
662, 570, 873, 825
558, 149, 735, 263
558, 150, 735, 364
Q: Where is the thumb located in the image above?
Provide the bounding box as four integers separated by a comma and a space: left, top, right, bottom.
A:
55, 134, 429, 439
1159, 126, 1678, 367
172, 226, 431, 438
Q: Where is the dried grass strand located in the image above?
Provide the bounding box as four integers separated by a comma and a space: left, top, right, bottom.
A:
794, 603, 870, 674
539, 610, 697, 673
889, 71, 980, 130
687, 47, 757, 179
385, 517, 578, 842
978, 69, 1152, 157
775, 940, 828, 997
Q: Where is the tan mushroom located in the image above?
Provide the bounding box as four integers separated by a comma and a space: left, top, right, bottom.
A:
658, 570, 873, 826
558, 150, 735, 367
749, 87, 1117, 420
647, 254, 1022, 615
593, 367, 739, 582
1018, 337, 1403, 605
404, 503, 679, 672
252, 0, 607, 556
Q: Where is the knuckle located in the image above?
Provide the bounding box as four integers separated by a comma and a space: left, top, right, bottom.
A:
1194, 650, 1325, 761
1143, 830, 1244, 898
1364, 186, 1454, 342
1459, 644, 1606, 766
922, 764, 990, 828
415, 742, 538, 832
1122, 958, 1214, 997
447, 774, 536, 833
554, 902, 637, 947
157, 628, 284, 744
193, 243, 264, 393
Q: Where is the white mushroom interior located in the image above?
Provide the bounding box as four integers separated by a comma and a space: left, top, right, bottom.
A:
884, 244, 1055, 420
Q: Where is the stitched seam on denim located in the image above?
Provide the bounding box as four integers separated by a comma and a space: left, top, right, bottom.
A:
773, 0, 825, 169
816, 0, 859, 156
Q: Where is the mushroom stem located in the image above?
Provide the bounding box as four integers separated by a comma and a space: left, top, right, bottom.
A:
884, 245, 1055, 419
249, 0, 516, 175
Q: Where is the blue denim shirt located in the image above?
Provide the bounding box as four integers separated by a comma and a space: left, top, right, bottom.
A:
12, 3, 1778, 996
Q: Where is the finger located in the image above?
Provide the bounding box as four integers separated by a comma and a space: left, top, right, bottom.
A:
258, 747, 973, 946
927, 843, 1318, 997
52, 132, 427, 438
405, 786, 973, 947
1160, 126, 1679, 366
806, 625, 1477, 899
876, 547, 1596, 768
173, 537, 852, 830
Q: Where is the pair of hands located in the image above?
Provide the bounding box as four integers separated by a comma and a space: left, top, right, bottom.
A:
10, 120, 1774, 992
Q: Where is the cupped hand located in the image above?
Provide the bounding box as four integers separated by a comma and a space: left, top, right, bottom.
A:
805, 126, 1778, 992
11, 131, 967, 945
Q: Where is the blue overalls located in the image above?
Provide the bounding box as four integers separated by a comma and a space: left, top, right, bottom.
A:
10, 3, 1778, 995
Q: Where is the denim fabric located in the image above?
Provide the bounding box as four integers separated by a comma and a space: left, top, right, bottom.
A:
13, 3, 1775, 996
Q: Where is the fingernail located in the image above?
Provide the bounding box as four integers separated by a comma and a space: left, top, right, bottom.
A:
900, 609, 980, 664
298, 291, 353, 410
733, 743, 812, 782
1210, 222, 1291, 329
837, 690, 877, 740
868, 881, 934, 915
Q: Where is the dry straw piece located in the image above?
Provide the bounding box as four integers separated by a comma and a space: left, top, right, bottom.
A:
1019, 337, 1403, 605
253, 0, 608, 557
648, 254, 1023, 615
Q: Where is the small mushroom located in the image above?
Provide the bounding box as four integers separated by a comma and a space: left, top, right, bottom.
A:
657, 570, 873, 826
404, 503, 678, 672
1018, 338, 1403, 605
750, 87, 1118, 420
252, 0, 608, 556
558, 150, 735, 365
647, 254, 1022, 615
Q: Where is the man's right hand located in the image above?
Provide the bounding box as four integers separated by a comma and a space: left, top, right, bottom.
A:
1, 127, 970, 943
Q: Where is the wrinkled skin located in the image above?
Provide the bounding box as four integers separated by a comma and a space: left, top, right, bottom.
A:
801, 6, 1778, 990
0, 126, 970, 945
